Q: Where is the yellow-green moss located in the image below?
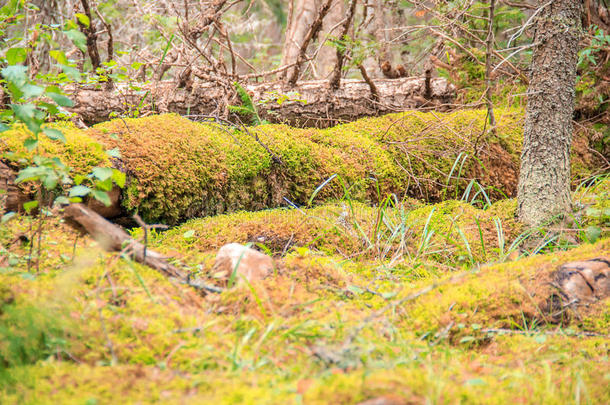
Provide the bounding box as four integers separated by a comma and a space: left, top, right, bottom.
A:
1, 109, 601, 224
400, 238, 610, 337
153, 197, 521, 271
1, 203, 608, 403
0, 121, 109, 175
86, 108, 605, 223
576, 176, 610, 233
92, 108, 526, 224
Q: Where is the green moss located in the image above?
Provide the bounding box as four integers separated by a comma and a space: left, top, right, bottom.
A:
0, 201, 608, 403
0, 122, 109, 175
1, 109, 601, 224
576, 176, 610, 235
400, 238, 610, 337
90, 108, 530, 223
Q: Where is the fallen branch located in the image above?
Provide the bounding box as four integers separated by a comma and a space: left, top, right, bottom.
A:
63, 203, 222, 294
480, 328, 608, 338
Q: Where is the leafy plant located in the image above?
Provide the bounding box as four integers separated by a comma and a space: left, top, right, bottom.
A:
0, 8, 125, 271
228, 82, 266, 125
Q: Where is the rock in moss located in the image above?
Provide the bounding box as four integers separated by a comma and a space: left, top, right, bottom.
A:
212, 243, 274, 284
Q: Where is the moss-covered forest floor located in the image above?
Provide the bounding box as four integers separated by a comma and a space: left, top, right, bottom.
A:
0, 110, 609, 404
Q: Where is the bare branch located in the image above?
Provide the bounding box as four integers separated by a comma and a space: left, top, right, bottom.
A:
287, 0, 335, 86
330, 0, 358, 90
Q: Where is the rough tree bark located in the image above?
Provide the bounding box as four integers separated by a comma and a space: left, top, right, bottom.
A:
60, 76, 455, 127
517, 0, 582, 226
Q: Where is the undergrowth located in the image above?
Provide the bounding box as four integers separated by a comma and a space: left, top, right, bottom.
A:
0, 175, 608, 404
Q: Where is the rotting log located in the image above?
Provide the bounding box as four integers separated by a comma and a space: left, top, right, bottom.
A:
63, 203, 222, 293
64, 77, 455, 127
1, 108, 604, 225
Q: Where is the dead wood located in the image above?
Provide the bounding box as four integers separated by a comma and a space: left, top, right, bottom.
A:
63, 76, 455, 127
329, 0, 358, 90
62, 203, 222, 293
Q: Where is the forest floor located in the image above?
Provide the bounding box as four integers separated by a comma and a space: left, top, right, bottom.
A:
0, 110, 609, 404
0, 178, 608, 404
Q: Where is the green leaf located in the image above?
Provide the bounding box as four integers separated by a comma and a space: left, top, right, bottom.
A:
21, 84, 44, 99
59, 64, 81, 81
42, 127, 66, 143
23, 137, 38, 151
0, 123, 9, 133
105, 147, 121, 158
1, 65, 28, 86
92, 167, 113, 181
1, 212, 16, 224
54, 196, 70, 205
585, 226, 602, 243
15, 166, 42, 183
91, 189, 111, 207
49, 50, 69, 65
47, 92, 74, 107
64, 29, 87, 53
0, 0, 21, 15
23, 200, 39, 213
346, 285, 363, 295
183, 230, 195, 239
75, 13, 90, 28
38, 101, 59, 116
112, 169, 126, 188
42, 172, 59, 190
95, 177, 113, 192
69, 185, 91, 197
64, 20, 78, 30
11, 104, 41, 134
73, 174, 86, 185
6, 47, 27, 64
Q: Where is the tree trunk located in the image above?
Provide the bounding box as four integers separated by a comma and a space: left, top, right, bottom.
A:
279, 0, 320, 80
517, 0, 582, 226
62, 76, 455, 127
316, 0, 345, 78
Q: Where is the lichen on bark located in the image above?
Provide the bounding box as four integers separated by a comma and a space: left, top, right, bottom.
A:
517, 0, 583, 225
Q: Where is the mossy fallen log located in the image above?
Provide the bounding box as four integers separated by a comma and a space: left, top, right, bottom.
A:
0, 108, 603, 224
63, 77, 456, 127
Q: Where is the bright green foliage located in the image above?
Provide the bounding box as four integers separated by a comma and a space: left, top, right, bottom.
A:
1, 122, 109, 175
228, 82, 265, 125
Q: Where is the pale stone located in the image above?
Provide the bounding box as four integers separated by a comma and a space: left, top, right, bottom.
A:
212, 243, 273, 284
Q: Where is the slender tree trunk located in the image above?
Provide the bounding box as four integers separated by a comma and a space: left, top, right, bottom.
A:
279, 0, 320, 80
316, 0, 345, 78
517, 0, 582, 226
